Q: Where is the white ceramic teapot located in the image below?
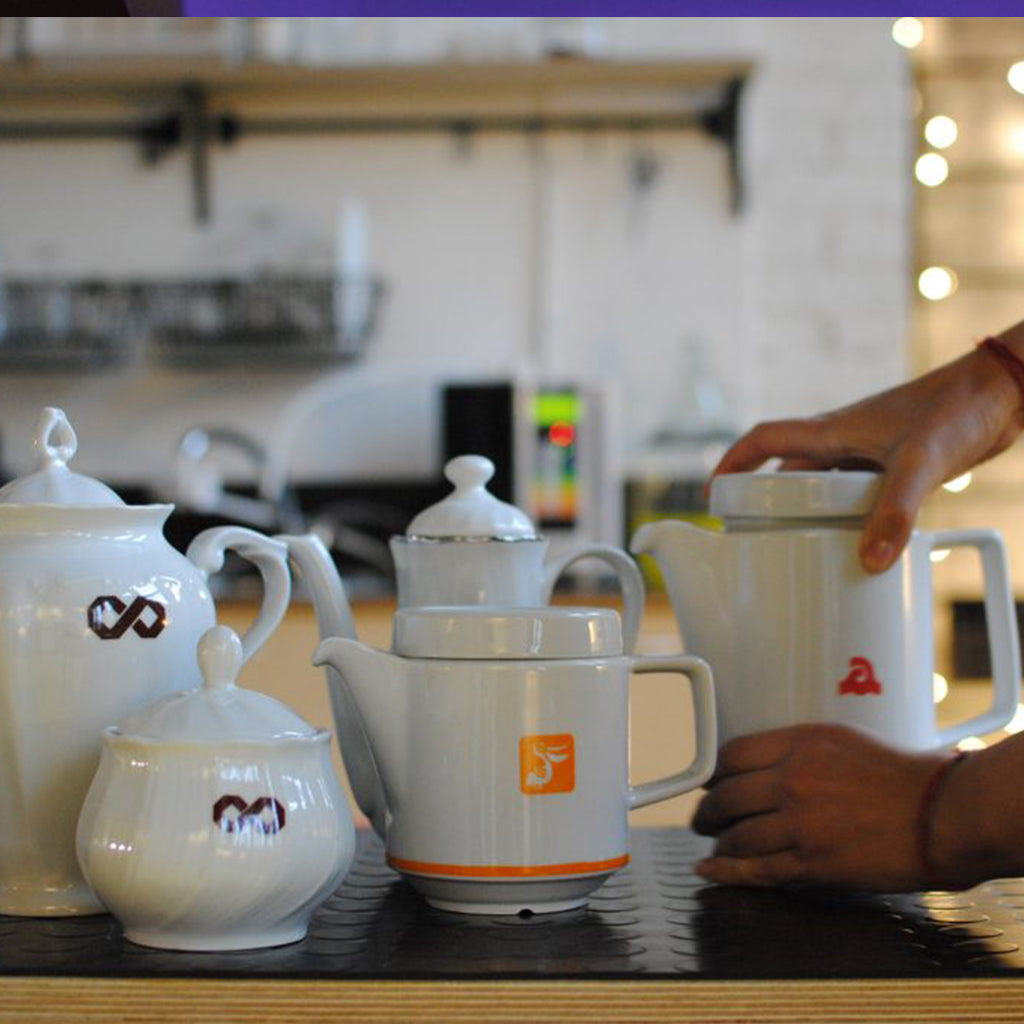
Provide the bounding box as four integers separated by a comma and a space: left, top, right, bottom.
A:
313, 606, 716, 915
0, 408, 293, 916
631, 471, 1021, 750
282, 453, 646, 840
389, 455, 645, 650
77, 625, 354, 951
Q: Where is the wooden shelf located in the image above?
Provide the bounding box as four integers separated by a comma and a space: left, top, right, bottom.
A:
0, 56, 753, 109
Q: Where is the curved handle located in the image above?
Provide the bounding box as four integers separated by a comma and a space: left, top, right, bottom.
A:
627, 654, 717, 809
542, 544, 645, 653
186, 526, 292, 664
928, 529, 1021, 747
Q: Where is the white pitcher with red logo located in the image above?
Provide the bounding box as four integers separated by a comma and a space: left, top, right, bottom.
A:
631, 471, 1021, 751
0, 408, 292, 916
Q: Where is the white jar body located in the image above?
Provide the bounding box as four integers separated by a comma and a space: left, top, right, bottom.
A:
0, 508, 217, 916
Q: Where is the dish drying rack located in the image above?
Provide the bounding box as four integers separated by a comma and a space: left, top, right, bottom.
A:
0, 276, 385, 371
0, 280, 142, 371
147, 276, 384, 369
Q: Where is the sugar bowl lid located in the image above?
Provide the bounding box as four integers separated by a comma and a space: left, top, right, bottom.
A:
392, 606, 623, 659
709, 471, 882, 520
114, 626, 319, 743
0, 407, 125, 507
404, 455, 539, 540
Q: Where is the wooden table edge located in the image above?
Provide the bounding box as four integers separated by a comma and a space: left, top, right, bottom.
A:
2, 975, 1024, 1023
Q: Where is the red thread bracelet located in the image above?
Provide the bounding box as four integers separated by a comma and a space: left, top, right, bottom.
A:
978, 336, 1024, 410
916, 750, 969, 891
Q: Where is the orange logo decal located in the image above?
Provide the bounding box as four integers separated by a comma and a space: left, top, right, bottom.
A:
837, 656, 883, 696
520, 734, 575, 795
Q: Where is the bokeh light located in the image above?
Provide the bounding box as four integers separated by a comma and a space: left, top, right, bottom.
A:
915, 152, 949, 187
918, 266, 957, 301
893, 18, 924, 49
924, 115, 958, 149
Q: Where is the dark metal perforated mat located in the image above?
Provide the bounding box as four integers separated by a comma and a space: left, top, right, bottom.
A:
3, 828, 1024, 979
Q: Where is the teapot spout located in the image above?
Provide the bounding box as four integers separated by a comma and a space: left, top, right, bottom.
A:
630, 518, 725, 656
277, 534, 357, 641
313, 638, 409, 814
280, 534, 389, 837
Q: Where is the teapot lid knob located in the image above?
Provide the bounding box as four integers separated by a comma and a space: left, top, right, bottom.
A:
198, 625, 243, 691
405, 454, 539, 540
35, 407, 77, 468
0, 406, 125, 506
444, 454, 495, 493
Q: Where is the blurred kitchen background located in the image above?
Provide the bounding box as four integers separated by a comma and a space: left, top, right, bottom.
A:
1, 16, 1024, 802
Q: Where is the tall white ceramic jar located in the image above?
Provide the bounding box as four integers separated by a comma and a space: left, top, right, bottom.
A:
0, 409, 293, 917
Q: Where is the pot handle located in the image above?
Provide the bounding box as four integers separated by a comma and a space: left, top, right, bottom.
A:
186, 526, 292, 664
627, 654, 717, 809
542, 544, 645, 653
928, 529, 1021, 747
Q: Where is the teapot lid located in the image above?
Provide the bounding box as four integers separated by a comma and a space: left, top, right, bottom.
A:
113, 626, 319, 743
709, 471, 881, 520
0, 407, 125, 506
392, 606, 622, 659
405, 455, 539, 540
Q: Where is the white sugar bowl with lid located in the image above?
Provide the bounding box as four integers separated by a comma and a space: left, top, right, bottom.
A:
76, 625, 355, 951
389, 454, 645, 651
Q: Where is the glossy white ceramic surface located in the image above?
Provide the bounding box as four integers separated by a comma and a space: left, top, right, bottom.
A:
391, 606, 623, 659
313, 635, 716, 914
633, 478, 1021, 750
0, 411, 292, 916
405, 455, 538, 539
76, 731, 354, 950
390, 537, 645, 653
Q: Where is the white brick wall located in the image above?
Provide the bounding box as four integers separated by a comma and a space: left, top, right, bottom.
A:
0, 17, 912, 494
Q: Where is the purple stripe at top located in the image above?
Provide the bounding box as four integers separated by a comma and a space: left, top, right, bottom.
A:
184, 2, 1024, 14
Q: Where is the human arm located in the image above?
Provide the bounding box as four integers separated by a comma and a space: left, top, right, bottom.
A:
691, 723, 1024, 891
710, 325, 1024, 572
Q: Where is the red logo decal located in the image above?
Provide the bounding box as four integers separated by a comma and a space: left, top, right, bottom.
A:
213, 795, 286, 835
837, 656, 883, 696
88, 595, 167, 640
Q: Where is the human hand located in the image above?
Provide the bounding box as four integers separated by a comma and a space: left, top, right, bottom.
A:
710, 341, 1024, 572
691, 724, 946, 892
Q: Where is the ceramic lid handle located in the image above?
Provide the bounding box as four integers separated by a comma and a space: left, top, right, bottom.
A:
34, 407, 77, 468
198, 625, 243, 691
444, 454, 494, 492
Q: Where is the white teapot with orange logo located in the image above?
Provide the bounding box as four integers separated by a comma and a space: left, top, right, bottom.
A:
313, 605, 716, 915
0, 408, 292, 916
283, 453, 646, 840
631, 471, 1022, 750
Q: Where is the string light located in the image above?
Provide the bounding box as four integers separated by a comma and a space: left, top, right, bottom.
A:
1009, 60, 1024, 94
933, 672, 949, 703
942, 471, 972, 493
957, 737, 988, 751
918, 266, 957, 301
892, 18, 924, 48
924, 115, 958, 149
915, 152, 949, 186
929, 548, 950, 563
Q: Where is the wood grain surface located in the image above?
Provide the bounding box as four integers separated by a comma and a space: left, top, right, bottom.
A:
1, 977, 1023, 1023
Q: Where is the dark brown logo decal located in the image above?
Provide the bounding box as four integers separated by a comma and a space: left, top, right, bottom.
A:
87, 595, 167, 640
213, 795, 286, 835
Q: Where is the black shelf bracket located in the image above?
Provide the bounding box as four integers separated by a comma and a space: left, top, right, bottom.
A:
0, 72, 748, 222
